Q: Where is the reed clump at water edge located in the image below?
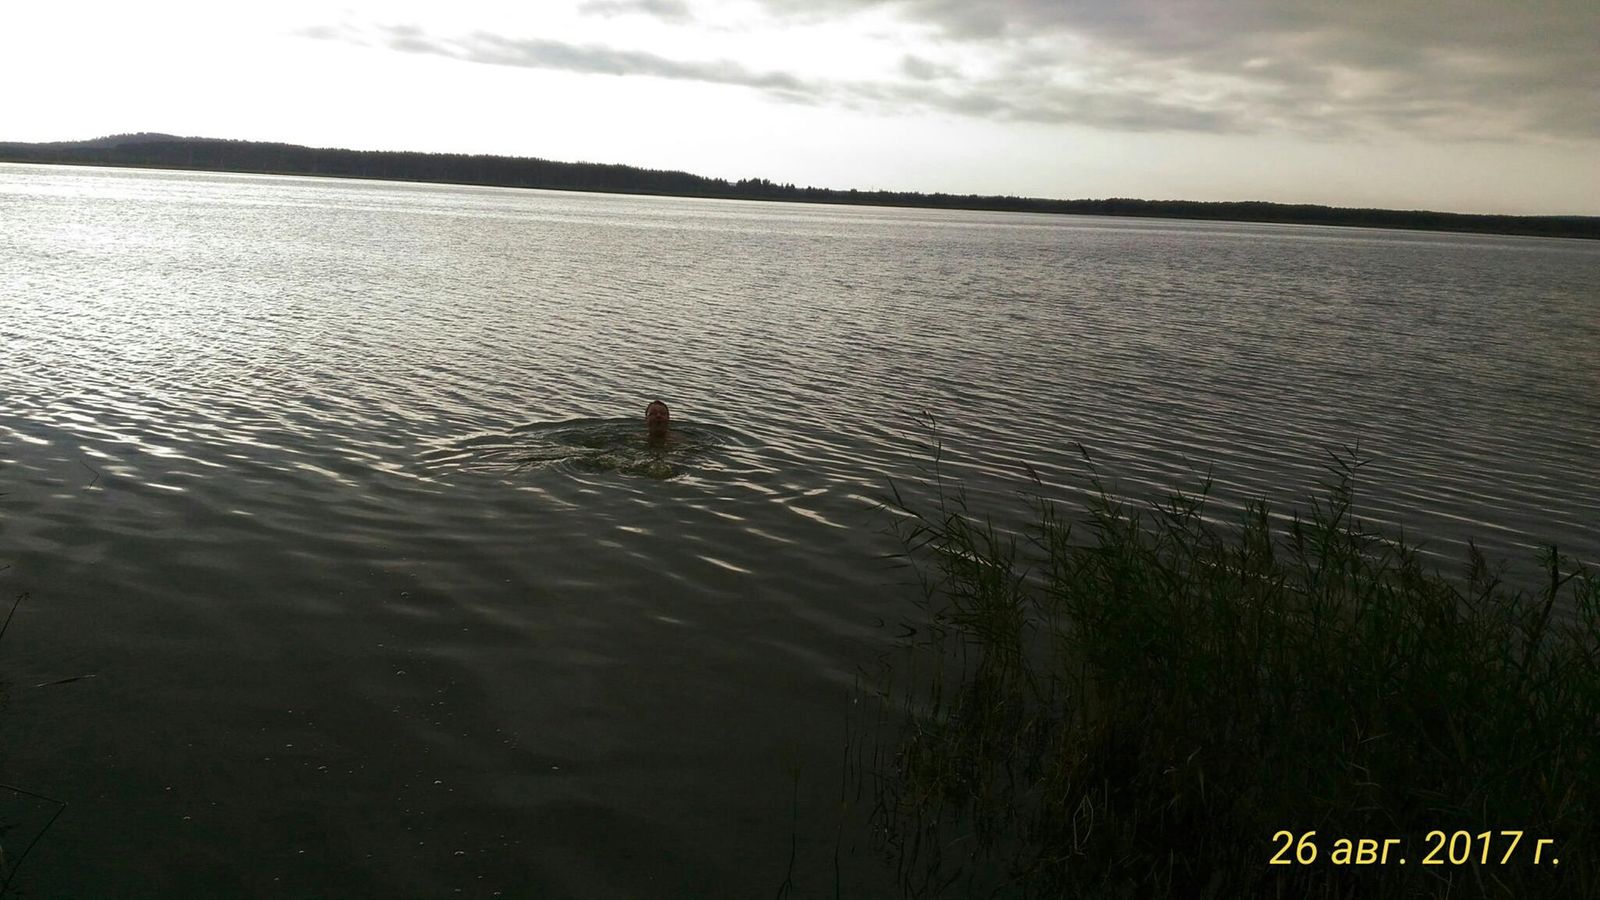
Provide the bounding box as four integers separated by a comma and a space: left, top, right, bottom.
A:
855, 445, 1599, 899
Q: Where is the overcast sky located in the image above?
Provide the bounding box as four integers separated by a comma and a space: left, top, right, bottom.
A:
4, 1, 1596, 215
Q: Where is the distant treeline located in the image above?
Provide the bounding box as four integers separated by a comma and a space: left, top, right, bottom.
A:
3, 134, 1596, 239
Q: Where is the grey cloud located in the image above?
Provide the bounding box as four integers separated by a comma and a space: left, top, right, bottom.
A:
863, 76, 1243, 133
750, 0, 1600, 140
384, 24, 442, 56
328, 22, 1253, 133
292, 24, 344, 41
299, 2, 1599, 141
578, 0, 694, 24
357, 26, 806, 93
900, 55, 957, 81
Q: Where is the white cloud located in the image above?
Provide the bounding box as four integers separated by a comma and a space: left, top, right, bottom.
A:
2, 0, 1596, 213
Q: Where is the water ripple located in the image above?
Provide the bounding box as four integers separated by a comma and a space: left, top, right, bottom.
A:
2, 163, 1597, 896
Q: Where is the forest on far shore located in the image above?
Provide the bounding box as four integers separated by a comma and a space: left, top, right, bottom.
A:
3, 134, 1595, 239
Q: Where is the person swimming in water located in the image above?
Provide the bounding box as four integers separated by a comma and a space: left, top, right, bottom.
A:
645, 400, 671, 442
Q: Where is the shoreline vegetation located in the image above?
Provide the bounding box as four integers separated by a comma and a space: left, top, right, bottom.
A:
2, 134, 1596, 240
856, 442, 1598, 898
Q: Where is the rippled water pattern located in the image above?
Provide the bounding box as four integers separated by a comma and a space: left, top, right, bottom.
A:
1, 164, 1597, 896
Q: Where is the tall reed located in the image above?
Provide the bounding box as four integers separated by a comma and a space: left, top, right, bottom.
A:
860, 444, 1599, 899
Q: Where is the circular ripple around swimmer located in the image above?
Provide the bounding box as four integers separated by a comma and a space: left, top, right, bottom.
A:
417, 417, 756, 481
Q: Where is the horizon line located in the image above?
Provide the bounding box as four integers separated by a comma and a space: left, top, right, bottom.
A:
2, 132, 1597, 230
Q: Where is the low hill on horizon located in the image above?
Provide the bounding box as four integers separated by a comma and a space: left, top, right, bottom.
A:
27, 132, 189, 149
1, 134, 1595, 239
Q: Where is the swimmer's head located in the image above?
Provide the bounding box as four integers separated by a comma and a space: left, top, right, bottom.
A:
645, 400, 671, 439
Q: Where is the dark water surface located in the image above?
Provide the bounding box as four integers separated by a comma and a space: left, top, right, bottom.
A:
1, 164, 1597, 897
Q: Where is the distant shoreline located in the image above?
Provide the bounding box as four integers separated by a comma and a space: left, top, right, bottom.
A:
3, 134, 1596, 240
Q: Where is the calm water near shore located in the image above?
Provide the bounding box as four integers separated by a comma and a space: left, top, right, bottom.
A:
1, 163, 1596, 897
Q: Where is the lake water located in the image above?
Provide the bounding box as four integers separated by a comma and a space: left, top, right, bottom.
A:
1, 163, 1596, 897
